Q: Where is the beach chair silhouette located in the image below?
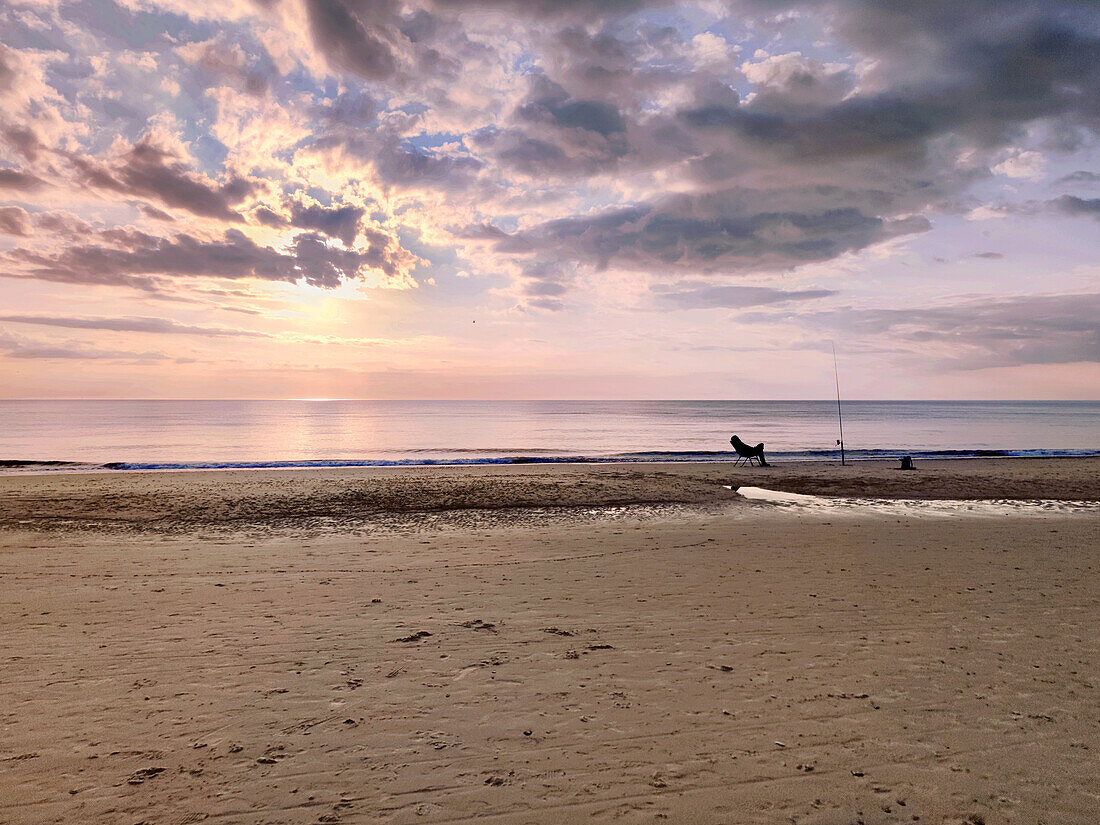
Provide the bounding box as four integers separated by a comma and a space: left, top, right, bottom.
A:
730, 435, 768, 467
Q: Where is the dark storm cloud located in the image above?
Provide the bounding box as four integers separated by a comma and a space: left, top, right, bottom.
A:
678, 16, 1100, 161
0, 206, 32, 236
1057, 171, 1100, 184
490, 74, 631, 175
138, 204, 175, 221
680, 93, 959, 160
252, 200, 385, 246
288, 202, 365, 246
309, 100, 482, 190
6, 227, 410, 290
655, 284, 837, 309
517, 78, 626, 137
0, 167, 42, 191
498, 194, 929, 275
473, 0, 1098, 299
737, 2, 1100, 147
432, 0, 661, 16
316, 91, 378, 126
0, 314, 269, 338
1052, 195, 1100, 218
35, 211, 93, 237
372, 137, 483, 187
2, 125, 43, 162
70, 135, 259, 222
0, 207, 31, 237
252, 207, 288, 228
304, 0, 400, 80
743, 294, 1100, 369
7, 0, 1100, 313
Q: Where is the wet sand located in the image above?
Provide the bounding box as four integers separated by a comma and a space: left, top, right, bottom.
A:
2, 459, 1098, 824
1, 457, 1098, 534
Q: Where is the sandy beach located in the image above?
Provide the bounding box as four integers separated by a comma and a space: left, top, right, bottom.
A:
2, 458, 1098, 824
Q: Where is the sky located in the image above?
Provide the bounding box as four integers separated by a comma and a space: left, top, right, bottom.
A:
0, 0, 1098, 400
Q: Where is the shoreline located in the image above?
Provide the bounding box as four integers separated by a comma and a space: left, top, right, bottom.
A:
2, 457, 1099, 535
3, 449, 1098, 476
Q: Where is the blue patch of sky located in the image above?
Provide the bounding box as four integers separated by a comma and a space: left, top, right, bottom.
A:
396, 226, 501, 300
393, 101, 430, 117
510, 51, 539, 77
493, 216, 520, 234
285, 67, 333, 100
301, 186, 336, 207
1, 6, 69, 52
617, 7, 697, 38
404, 132, 465, 152
65, 0, 213, 52
192, 134, 230, 171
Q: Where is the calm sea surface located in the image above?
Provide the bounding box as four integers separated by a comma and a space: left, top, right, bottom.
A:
1, 400, 1097, 470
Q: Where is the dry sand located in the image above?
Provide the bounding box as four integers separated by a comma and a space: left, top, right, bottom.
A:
2, 459, 1098, 824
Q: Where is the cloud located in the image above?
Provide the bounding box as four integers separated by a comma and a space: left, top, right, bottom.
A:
1057, 170, 1100, 184
0, 314, 269, 338
175, 36, 272, 95
1, 0, 1099, 398
286, 201, 365, 245
501, 192, 930, 277
743, 293, 1100, 369
254, 197, 396, 251
34, 211, 93, 237
488, 74, 631, 175
0, 331, 169, 362
993, 150, 1046, 180
447, 0, 1098, 307
70, 131, 259, 222
0, 167, 42, 190
1052, 195, 1100, 218
6, 227, 420, 290
2, 125, 43, 162
655, 284, 838, 309
139, 203, 176, 221
304, 0, 400, 80
0, 206, 32, 236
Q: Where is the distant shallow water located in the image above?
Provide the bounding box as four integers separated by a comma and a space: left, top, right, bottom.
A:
732, 485, 1100, 518
2, 399, 1097, 469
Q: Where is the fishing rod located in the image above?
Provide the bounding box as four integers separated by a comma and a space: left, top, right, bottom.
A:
831, 341, 846, 466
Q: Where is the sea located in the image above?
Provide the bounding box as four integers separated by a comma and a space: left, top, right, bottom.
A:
1, 400, 1097, 472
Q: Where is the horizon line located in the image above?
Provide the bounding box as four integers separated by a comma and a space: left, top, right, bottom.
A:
1, 398, 1098, 403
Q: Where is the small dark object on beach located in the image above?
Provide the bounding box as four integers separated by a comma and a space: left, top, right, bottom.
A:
730, 435, 768, 467
899, 455, 915, 470
392, 630, 432, 643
